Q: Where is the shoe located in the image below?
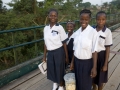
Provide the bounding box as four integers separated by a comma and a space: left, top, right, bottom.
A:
58, 86, 64, 90
52, 83, 58, 90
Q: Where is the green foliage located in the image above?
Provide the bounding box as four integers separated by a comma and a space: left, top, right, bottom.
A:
0, 0, 2, 10
110, 0, 120, 9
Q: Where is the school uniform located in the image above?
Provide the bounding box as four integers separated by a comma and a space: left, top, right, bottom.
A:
73, 25, 99, 90
93, 26, 112, 86
66, 33, 74, 63
43, 23, 68, 84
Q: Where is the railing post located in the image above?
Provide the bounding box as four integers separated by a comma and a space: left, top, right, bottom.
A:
33, 28, 38, 56
11, 32, 17, 65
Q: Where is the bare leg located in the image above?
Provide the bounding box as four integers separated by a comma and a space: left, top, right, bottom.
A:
98, 84, 103, 90
58, 81, 64, 90
59, 81, 64, 86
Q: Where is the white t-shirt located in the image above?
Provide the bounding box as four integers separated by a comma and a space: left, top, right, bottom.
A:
95, 27, 112, 52
43, 23, 68, 50
73, 25, 99, 59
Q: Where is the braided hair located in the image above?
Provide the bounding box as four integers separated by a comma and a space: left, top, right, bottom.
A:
48, 8, 58, 15
80, 9, 92, 18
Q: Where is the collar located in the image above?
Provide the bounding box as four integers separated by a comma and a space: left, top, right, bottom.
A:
55, 23, 59, 26
46, 23, 59, 26
79, 24, 91, 32
95, 25, 106, 32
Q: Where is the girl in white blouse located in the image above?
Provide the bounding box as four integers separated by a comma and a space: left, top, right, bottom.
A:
92, 11, 112, 90
42, 9, 69, 90
70, 9, 99, 90
66, 21, 75, 64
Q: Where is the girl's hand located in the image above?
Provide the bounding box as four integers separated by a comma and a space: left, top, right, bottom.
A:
102, 65, 108, 72
70, 62, 74, 70
42, 57, 47, 62
90, 68, 97, 78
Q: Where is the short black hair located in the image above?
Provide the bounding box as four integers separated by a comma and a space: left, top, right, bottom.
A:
80, 9, 92, 17
48, 8, 58, 15
96, 11, 107, 18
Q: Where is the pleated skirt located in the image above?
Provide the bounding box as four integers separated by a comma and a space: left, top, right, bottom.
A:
74, 57, 93, 90
47, 46, 65, 84
93, 51, 108, 86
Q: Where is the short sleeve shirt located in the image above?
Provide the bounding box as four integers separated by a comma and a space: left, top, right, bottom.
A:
43, 23, 68, 50
95, 27, 113, 52
73, 25, 99, 59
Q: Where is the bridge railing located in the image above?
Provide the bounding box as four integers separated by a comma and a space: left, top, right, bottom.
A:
0, 14, 120, 87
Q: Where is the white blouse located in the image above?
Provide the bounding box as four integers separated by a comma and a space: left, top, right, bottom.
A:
95, 27, 112, 52
44, 23, 68, 51
73, 25, 99, 60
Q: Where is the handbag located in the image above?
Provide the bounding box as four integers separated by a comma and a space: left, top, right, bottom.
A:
38, 61, 47, 74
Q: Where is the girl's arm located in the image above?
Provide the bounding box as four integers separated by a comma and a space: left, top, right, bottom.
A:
91, 51, 97, 78
42, 43, 47, 62
63, 43, 69, 64
70, 51, 74, 70
102, 47, 110, 71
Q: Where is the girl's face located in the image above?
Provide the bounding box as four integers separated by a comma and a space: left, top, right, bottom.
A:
96, 14, 106, 28
80, 13, 90, 30
48, 11, 58, 23
66, 23, 74, 33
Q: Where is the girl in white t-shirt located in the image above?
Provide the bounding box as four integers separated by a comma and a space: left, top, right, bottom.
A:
92, 11, 112, 90
42, 9, 69, 90
70, 9, 99, 90
66, 21, 75, 64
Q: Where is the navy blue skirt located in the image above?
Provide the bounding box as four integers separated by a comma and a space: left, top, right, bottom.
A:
74, 57, 93, 90
93, 51, 108, 86
47, 46, 65, 84
67, 38, 74, 63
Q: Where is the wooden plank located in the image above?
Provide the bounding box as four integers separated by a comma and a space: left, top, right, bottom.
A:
0, 69, 41, 90
109, 43, 120, 61
103, 63, 120, 90
108, 54, 120, 78
111, 34, 120, 50
112, 32, 120, 39
12, 71, 46, 90
115, 28, 120, 31
117, 83, 120, 90
112, 32, 117, 37
26, 77, 53, 90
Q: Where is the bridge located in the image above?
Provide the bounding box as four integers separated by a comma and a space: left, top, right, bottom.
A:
0, 14, 120, 90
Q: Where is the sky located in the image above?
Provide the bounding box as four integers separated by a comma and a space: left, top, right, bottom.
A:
3, 0, 113, 9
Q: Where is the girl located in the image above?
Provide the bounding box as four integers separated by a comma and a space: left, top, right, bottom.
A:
93, 11, 113, 90
42, 9, 69, 90
66, 21, 75, 64
70, 9, 99, 90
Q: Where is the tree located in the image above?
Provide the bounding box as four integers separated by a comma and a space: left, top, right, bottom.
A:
8, 0, 36, 14
82, 2, 91, 9
110, 0, 120, 9
102, 2, 108, 11
0, 0, 2, 10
